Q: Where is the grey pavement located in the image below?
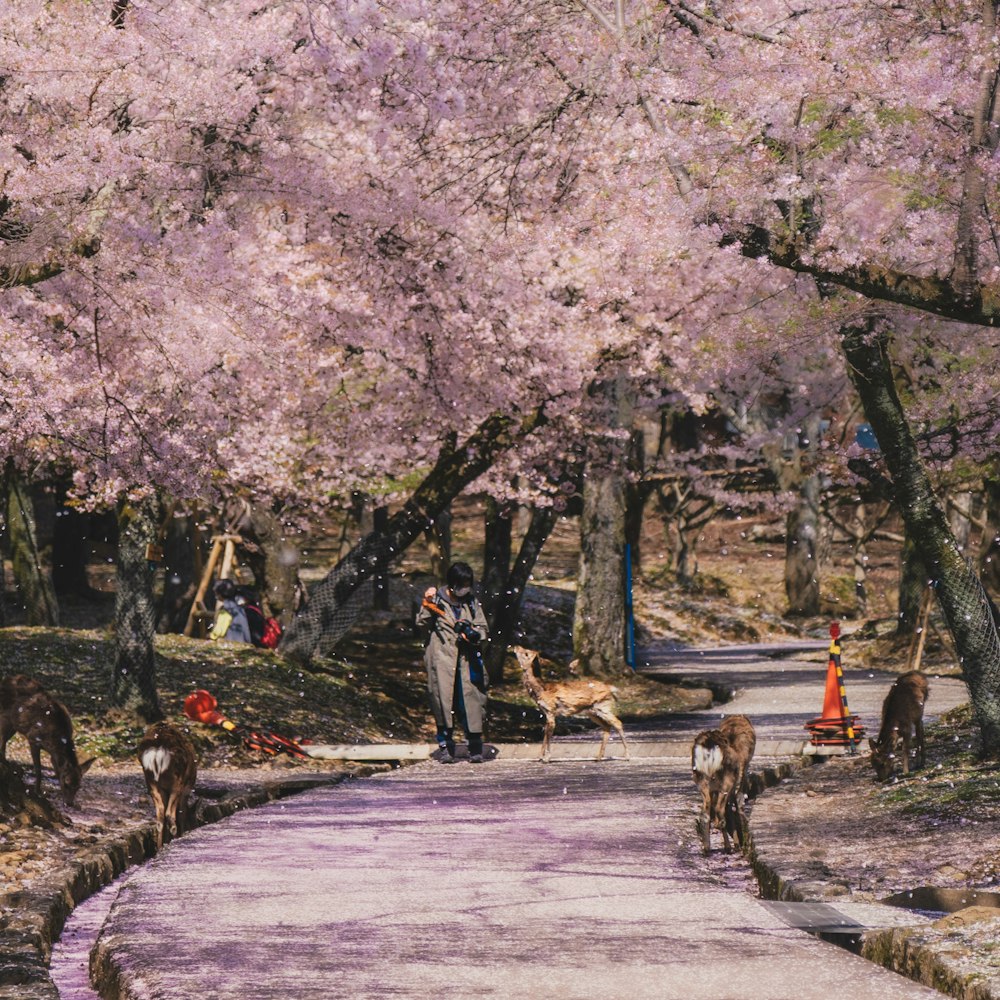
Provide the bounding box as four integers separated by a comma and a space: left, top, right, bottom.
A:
637, 637, 968, 743
81, 643, 969, 1000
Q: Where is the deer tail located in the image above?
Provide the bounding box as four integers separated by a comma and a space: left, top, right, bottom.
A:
140, 746, 172, 782
692, 742, 724, 779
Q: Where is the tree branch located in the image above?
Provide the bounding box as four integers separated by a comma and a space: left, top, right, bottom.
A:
719, 221, 1000, 326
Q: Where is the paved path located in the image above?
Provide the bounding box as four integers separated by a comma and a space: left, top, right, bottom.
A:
91, 760, 945, 1000
637, 637, 967, 743
81, 644, 968, 1000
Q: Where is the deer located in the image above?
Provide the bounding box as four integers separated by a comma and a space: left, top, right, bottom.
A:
138, 721, 198, 847
691, 714, 757, 855
512, 646, 630, 763
0, 673, 94, 807
869, 670, 929, 781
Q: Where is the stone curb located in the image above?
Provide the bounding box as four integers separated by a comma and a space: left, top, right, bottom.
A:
747, 765, 1000, 1000
860, 925, 1000, 1000
0, 771, 359, 1000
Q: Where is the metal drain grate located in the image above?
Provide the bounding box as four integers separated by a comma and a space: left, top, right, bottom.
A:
759, 900, 867, 937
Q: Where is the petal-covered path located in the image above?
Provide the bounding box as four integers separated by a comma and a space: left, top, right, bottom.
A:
90, 757, 942, 999
74, 644, 968, 999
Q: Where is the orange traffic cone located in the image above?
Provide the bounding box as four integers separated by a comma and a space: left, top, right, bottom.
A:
817, 657, 845, 721
804, 621, 865, 750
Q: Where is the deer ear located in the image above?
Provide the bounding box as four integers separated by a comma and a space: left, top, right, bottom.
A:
80, 757, 97, 775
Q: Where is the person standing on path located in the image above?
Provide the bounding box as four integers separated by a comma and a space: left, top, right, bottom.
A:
417, 561, 489, 763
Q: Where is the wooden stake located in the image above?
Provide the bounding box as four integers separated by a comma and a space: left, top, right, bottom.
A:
907, 587, 933, 673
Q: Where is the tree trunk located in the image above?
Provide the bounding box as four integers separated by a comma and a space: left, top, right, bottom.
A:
279, 409, 545, 663
241, 503, 303, 621
424, 508, 452, 581
6, 470, 59, 625
372, 506, 390, 611
843, 318, 1000, 755
574, 470, 627, 675
949, 491, 975, 555
624, 420, 652, 577
784, 417, 823, 617
482, 497, 512, 630
896, 534, 927, 638
158, 506, 196, 633
573, 374, 634, 675
979, 479, 1000, 596
111, 496, 163, 722
851, 504, 869, 617
483, 505, 557, 685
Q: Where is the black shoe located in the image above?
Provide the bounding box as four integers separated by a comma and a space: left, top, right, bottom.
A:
440, 752, 456, 764
469, 753, 484, 764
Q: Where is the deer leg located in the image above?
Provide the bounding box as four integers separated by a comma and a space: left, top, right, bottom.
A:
726, 792, 748, 849
711, 791, 731, 853
589, 707, 629, 760
612, 717, 630, 760
29, 742, 44, 793
694, 779, 712, 854
148, 785, 167, 848
899, 734, 911, 776
541, 713, 555, 763
595, 726, 610, 761
0, 720, 11, 760
164, 789, 181, 839
915, 717, 925, 769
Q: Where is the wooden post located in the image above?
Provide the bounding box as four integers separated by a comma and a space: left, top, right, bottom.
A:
182, 535, 242, 637
906, 587, 933, 673
219, 537, 238, 582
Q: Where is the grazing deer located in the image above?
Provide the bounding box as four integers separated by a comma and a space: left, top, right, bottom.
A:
691, 714, 757, 855
0, 674, 94, 806
512, 646, 630, 762
869, 670, 929, 781
138, 721, 198, 847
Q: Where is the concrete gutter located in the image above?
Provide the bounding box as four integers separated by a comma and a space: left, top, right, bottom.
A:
748, 778, 1000, 1000
301, 739, 848, 761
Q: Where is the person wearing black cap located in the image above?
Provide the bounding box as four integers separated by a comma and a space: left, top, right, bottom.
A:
416, 561, 490, 763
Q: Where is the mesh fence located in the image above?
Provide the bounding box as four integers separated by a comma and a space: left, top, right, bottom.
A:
937, 556, 1000, 681
287, 562, 430, 658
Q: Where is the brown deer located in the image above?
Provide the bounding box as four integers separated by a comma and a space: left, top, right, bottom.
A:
138, 721, 198, 847
869, 670, 929, 781
691, 714, 756, 855
0, 673, 94, 806
513, 646, 630, 762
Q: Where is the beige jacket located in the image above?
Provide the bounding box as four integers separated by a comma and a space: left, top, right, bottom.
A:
416, 589, 489, 733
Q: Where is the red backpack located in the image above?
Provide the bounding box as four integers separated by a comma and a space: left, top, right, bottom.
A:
261, 616, 283, 649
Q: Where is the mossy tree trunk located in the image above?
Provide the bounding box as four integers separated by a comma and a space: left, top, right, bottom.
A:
843, 318, 1000, 755
111, 496, 163, 723
573, 373, 633, 676
784, 415, 824, 616
247, 503, 304, 621
573, 470, 627, 675
5, 469, 59, 626
896, 534, 928, 638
